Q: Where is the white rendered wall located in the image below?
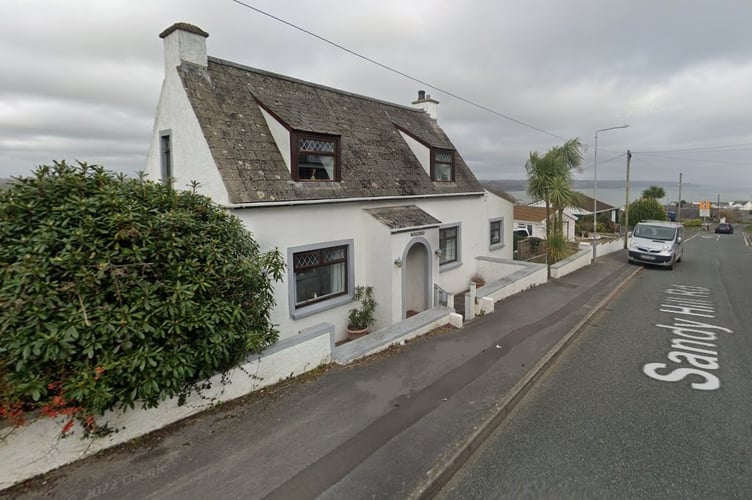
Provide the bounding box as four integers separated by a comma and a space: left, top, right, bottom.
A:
145, 67, 229, 204
398, 130, 431, 177
416, 192, 513, 295
230, 191, 512, 343
259, 107, 292, 173
361, 213, 395, 327
233, 203, 374, 343
0, 328, 330, 490
162, 29, 207, 73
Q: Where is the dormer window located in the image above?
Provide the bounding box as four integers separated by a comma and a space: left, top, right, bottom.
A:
431, 149, 454, 182
293, 132, 340, 181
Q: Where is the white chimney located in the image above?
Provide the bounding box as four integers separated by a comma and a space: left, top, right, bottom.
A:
159, 22, 209, 73
412, 89, 439, 121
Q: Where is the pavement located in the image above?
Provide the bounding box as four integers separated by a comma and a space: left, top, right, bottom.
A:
6, 250, 640, 500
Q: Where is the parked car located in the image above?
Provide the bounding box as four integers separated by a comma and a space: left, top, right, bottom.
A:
628, 220, 685, 270
715, 223, 733, 234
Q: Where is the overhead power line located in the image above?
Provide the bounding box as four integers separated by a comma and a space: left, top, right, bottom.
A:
633, 142, 752, 154
230, 0, 568, 141
633, 152, 748, 166
578, 152, 628, 173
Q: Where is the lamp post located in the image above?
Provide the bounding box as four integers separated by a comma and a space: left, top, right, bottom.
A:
592, 124, 629, 260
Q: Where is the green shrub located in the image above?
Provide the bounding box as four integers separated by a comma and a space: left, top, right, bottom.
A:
0, 162, 283, 431
624, 198, 666, 228
682, 219, 702, 227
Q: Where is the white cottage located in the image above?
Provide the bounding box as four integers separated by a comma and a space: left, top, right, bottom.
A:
513, 205, 577, 241
146, 23, 514, 348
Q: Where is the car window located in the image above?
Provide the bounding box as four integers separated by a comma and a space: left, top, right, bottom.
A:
634, 225, 675, 241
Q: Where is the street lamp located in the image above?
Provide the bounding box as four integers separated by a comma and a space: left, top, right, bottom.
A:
592, 124, 629, 260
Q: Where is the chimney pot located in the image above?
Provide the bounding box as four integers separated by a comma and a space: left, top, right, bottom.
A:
411, 90, 439, 121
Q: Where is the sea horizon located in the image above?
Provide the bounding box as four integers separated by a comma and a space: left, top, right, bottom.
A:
483, 179, 752, 208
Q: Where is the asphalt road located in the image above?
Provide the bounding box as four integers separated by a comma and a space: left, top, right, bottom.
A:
437, 228, 752, 499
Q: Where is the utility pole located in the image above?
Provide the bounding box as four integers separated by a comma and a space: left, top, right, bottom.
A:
717, 193, 721, 221
677, 172, 683, 221
624, 150, 632, 249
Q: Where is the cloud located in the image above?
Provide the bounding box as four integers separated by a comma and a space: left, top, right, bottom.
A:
0, 0, 750, 200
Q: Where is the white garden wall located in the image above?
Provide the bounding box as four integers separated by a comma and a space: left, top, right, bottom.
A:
0, 324, 332, 491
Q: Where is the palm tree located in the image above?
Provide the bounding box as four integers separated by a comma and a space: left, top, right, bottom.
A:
642, 185, 666, 200
525, 151, 554, 241
525, 138, 584, 276
548, 174, 585, 239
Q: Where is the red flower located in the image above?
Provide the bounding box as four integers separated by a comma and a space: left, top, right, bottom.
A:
62, 419, 75, 435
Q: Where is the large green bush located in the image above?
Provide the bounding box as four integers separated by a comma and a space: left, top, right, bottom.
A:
0, 162, 283, 430
623, 198, 666, 228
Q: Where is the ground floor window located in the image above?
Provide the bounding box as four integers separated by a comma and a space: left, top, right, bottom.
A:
293, 245, 347, 306
439, 225, 459, 266
489, 217, 504, 249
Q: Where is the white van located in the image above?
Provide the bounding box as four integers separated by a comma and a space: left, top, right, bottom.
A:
628, 220, 685, 270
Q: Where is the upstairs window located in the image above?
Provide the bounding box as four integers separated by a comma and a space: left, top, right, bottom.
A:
293, 132, 340, 181
431, 149, 454, 182
159, 131, 172, 187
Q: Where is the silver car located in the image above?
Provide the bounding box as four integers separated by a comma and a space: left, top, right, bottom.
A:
628, 221, 685, 270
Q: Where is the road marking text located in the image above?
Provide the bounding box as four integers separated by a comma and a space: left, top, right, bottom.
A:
642, 285, 733, 391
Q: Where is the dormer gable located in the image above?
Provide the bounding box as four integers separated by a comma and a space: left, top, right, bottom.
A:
256, 100, 342, 183
396, 126, 456, 183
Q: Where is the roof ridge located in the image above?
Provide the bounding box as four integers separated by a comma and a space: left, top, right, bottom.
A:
207, 56, 425, 115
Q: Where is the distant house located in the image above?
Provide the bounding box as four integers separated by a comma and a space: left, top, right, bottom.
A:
530, 193, 618, 224
145, 23, 514, 349
513, 205, 576, 241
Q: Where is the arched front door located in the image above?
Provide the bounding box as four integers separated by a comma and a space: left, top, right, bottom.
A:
403, 241, 430, 318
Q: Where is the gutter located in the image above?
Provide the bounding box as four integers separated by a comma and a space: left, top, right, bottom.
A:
221, 191, 485, 209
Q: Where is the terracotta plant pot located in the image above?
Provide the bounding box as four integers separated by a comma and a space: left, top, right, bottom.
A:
346, 327, 369, 340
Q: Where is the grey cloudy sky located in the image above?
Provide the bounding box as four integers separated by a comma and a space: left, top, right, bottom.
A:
2, 0, 751, 196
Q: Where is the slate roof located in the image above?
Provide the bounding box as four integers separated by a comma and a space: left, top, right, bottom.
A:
177, 58, 484, 204
573, 193, 617, 213
514, 205, 576, 223
479, 181, 518, 204
514, 206, 548, 222
365, 205, 441, 231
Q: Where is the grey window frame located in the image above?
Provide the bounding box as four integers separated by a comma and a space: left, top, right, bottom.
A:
287, 239, 354, 319
438, 223, 462, 271
489, 217, 505, 250
159, 129, 172, 187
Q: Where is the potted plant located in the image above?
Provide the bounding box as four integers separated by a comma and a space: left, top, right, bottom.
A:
346, 285, 377, 339
470, 273, 485, 287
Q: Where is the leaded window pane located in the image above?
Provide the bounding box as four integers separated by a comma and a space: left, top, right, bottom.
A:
435, 152, 453, 163
294, 251, 320, 270
299, 138, 336, 153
